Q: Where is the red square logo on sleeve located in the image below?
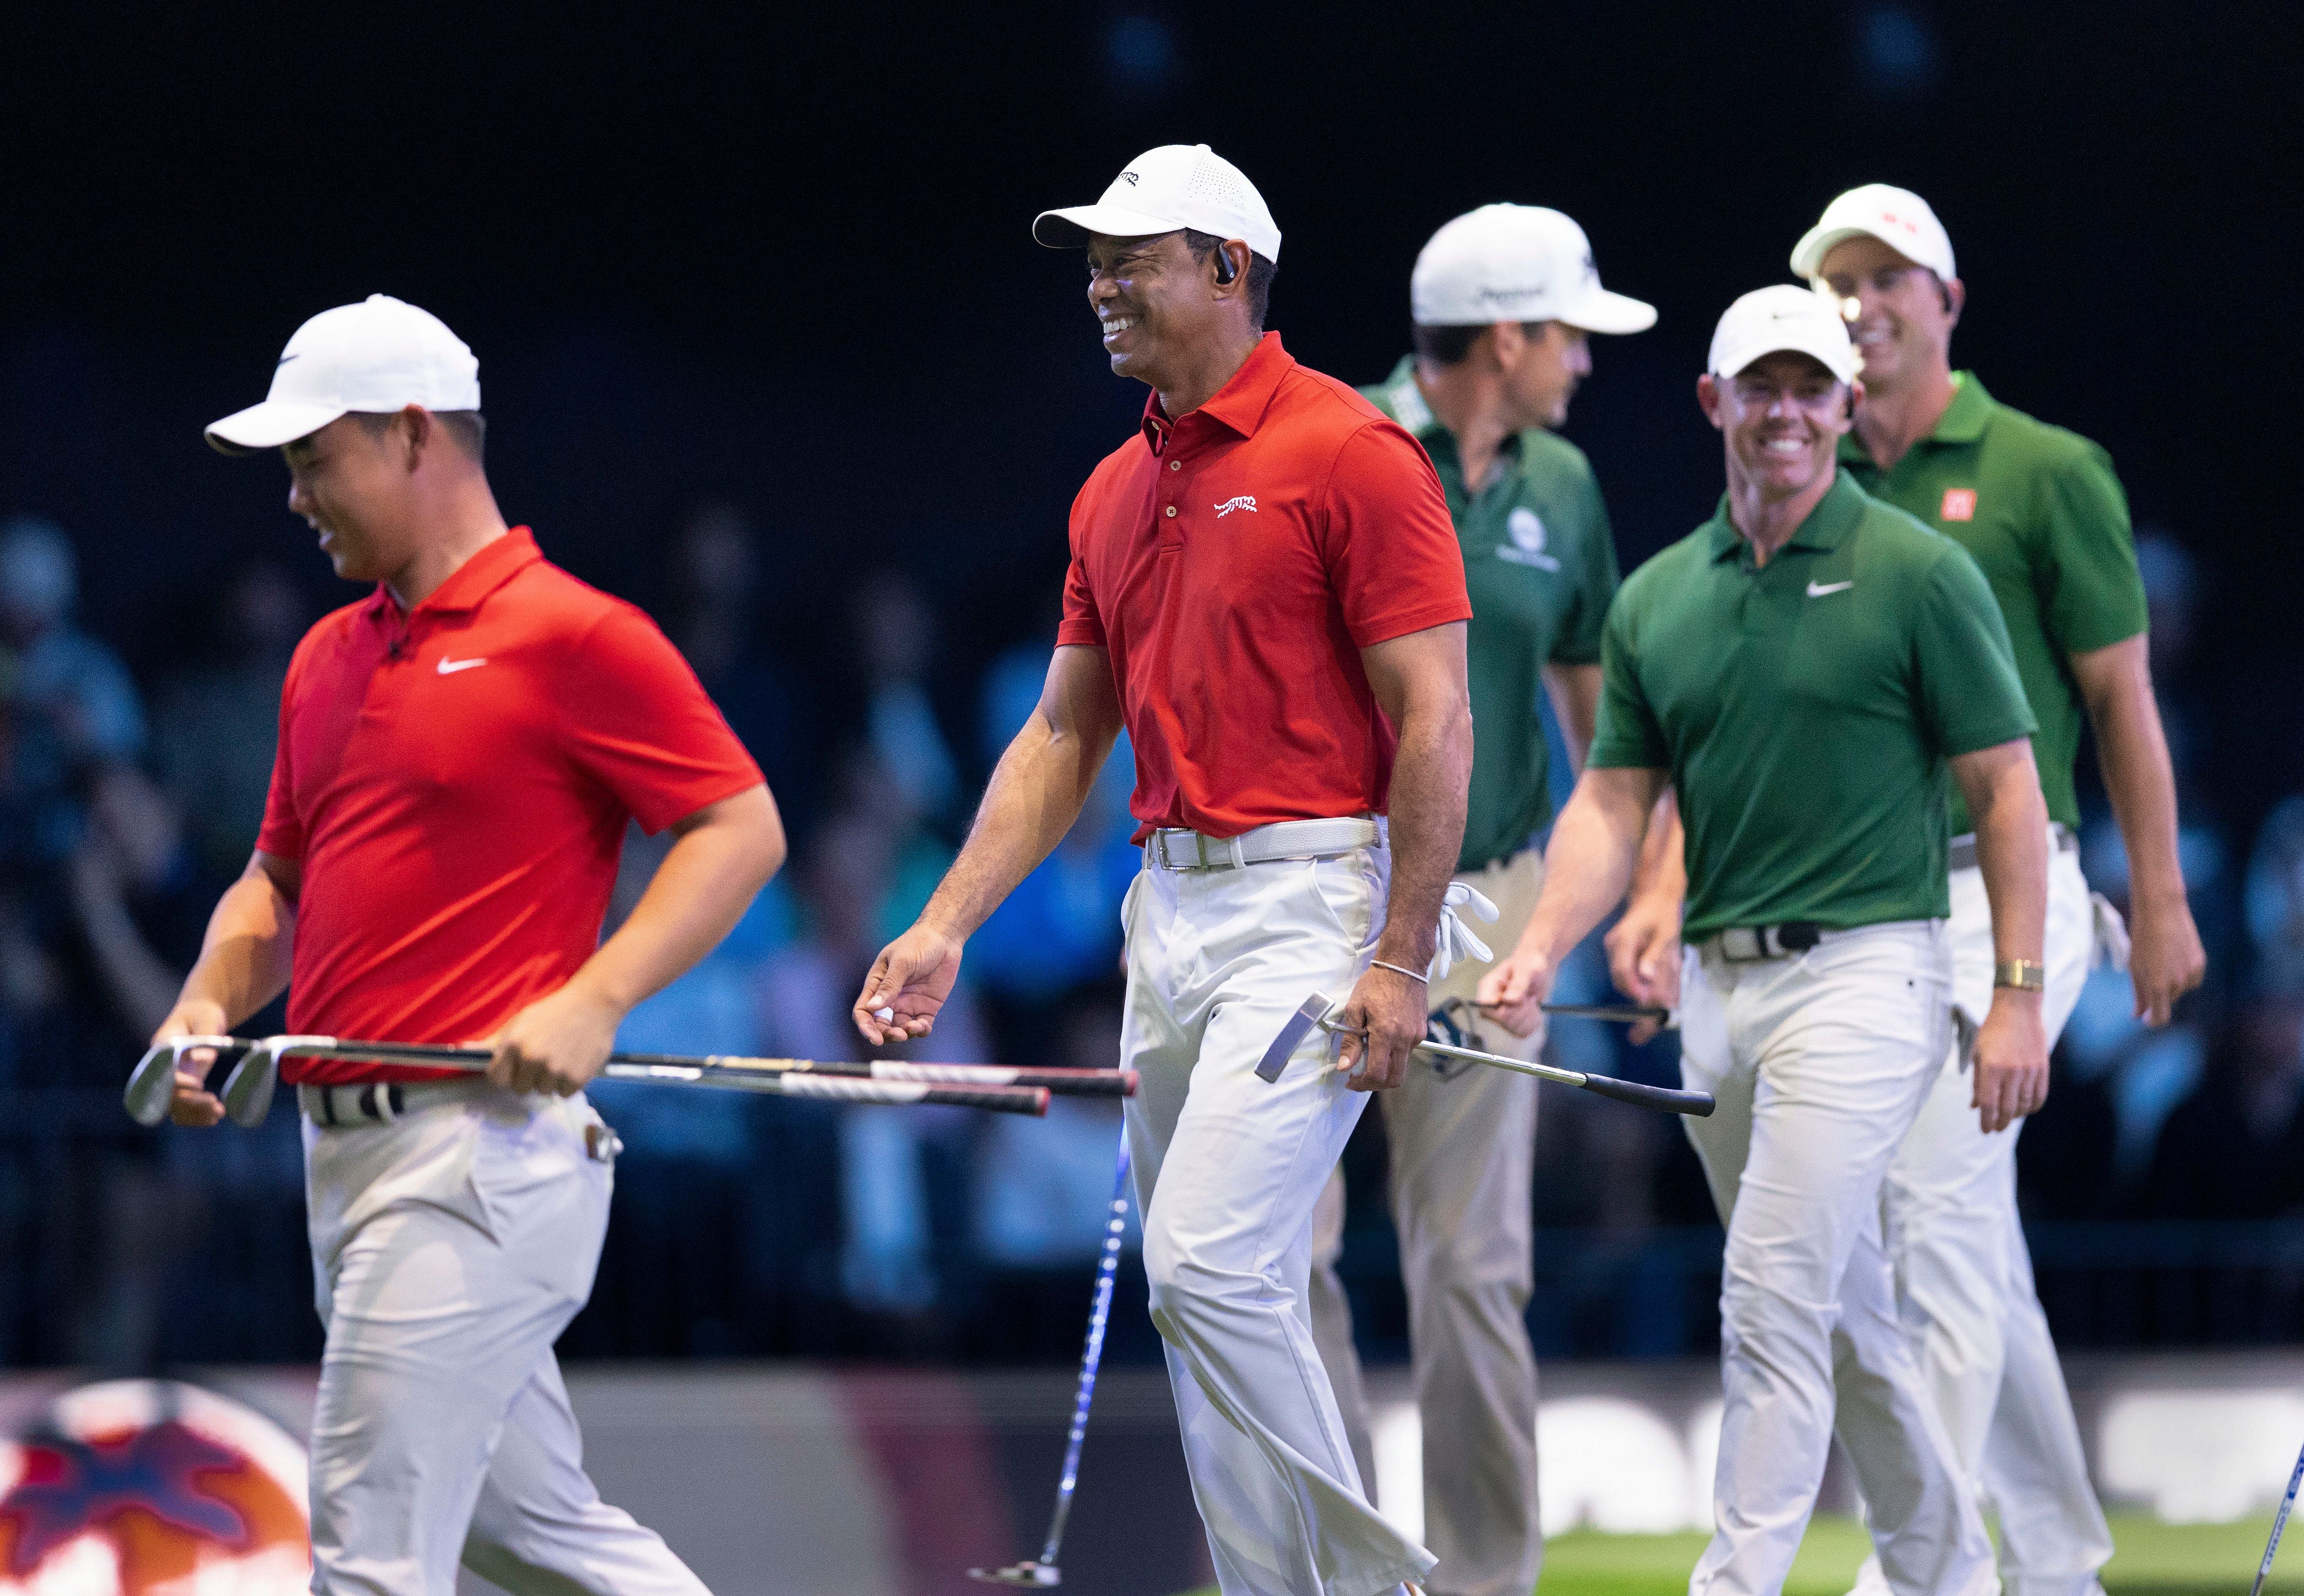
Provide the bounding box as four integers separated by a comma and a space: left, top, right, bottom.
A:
1941, 488, 1977, 522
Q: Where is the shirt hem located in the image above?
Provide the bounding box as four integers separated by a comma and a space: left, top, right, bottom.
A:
1346, 599, 1473, 649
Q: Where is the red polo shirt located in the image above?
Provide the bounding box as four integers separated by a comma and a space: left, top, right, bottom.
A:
1058, 333, 1469, 839
256, 528, 762, 1083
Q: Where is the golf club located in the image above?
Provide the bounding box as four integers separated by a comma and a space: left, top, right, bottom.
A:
127, 1035, 1056, 1127
969, 1126, 1133, 1588
1257, 991, 1714, 1117
2249, 1432, 2304, 1596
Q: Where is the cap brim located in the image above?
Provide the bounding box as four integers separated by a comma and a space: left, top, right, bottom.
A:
203, 399, 347, 455
1559, 287, 1658, 336
1715, 340, 1858, 386
1032, 202, 1191, 249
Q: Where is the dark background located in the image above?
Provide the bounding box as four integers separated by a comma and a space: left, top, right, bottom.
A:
3, 2, 2300, 1369
4, 1, 2295, 798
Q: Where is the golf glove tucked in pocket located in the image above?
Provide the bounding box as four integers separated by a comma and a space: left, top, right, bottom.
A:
1428, 881, 1499, 983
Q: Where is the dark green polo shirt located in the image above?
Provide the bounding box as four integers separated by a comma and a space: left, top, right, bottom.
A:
1363, 357, 1618, 871
1842, 372, 2147, 835
1589, 472, 2035, 940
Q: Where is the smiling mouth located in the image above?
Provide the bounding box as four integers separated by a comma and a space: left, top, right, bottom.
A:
1760, 435, 1810, 459
1100, 315, 1136, 344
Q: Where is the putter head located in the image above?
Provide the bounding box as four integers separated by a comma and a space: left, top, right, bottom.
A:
123, 1035, 236, 1126
220, 1040, 285, 1128
968, 1562, 1060, 1588
1255, 991, 1339, 1083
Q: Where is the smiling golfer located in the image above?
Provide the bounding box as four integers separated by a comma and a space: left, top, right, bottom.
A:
1480, 285, 2044, 1594
152, 294, 783, 1593
854, 144, 1475, 1596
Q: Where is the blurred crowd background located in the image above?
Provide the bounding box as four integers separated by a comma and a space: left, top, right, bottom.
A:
2, 1, 2296, 1378
3, 489, 2299, 1375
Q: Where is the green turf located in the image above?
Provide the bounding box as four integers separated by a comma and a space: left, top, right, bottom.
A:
1166, 1512, 2302, 1595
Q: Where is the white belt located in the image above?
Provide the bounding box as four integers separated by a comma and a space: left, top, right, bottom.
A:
1145, 816, 1379, 871
1948, 822, 2076, 874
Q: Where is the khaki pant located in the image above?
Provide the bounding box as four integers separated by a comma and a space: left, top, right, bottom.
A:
1308, 849, 1546, 1596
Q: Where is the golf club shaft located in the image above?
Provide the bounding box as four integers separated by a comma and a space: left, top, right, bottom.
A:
2250, 1434, 2304, 1596
1319, 1021, 1714, 1117
1039, 1130, 1130, 1567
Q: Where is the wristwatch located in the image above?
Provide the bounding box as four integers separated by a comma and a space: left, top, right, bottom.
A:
1994, 959, 2046, 992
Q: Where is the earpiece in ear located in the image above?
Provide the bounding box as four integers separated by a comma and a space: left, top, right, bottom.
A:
1214, 249, 1238, 286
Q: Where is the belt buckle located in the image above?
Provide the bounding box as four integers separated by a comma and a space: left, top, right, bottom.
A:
1719, 927, 1764, 962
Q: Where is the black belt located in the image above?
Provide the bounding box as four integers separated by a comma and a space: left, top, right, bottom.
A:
299, 1082, 408, 1126
1707, 922, 1824, 962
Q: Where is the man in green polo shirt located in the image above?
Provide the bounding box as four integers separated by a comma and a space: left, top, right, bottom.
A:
1480, 285, 2048, 1596
1794, 183, 2204, 1596
1305, 203, 1650, 1596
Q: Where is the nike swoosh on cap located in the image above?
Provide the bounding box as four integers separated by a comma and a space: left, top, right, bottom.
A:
1805, 580, 1855, 597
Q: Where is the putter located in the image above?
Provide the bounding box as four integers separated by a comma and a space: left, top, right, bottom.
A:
1257, 991, 1714, 1117
971, 1128, 1133, 1588
2250, 1432, 2304, 1596
127, 1036, 1058, 1127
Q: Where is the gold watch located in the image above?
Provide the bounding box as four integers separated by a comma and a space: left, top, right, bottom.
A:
1994, 959, 2046, 992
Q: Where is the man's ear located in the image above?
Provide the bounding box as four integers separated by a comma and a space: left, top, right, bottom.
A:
1941, 276, 1965, 330
1696, 373, 1723, 430
396, 404, 432, 470
1486, 320, 1523, 371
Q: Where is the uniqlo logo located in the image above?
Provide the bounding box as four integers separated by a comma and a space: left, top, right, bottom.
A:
1941, 488, 1977, 522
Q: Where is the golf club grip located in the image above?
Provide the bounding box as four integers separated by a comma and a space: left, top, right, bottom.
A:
988, 1068, 1136, 1097
1576, 1072, 1716, 1117
907, 1084, 1051, 1115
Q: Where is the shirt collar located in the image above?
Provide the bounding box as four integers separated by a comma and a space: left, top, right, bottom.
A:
1140, 331, 1295, 455
370, 526, 542, 621
1705, 470, 1866, 563
1374, 355, 1443, 439
1838, 368, 1994, 463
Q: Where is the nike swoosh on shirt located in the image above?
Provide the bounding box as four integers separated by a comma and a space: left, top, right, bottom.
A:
1805, 580, 1855, 597
436, 656, 488, 674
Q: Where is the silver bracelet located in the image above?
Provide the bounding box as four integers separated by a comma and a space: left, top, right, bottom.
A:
1369, 958, 1427, 984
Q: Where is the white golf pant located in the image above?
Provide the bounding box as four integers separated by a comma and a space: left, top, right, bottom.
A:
303, 1088, 708, 1595
1122, 828, 1437, 1596
1849, 840, 2111, 1596
1679, 919, 1996, 1596
1309, 848, 1545, 1596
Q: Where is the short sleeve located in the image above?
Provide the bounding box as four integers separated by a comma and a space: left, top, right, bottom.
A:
1912, 546, 2038, 757
1552, 466, 1620, 667
253, 657, 304, 862
1586, 596, 1669, 770
1321, 422, 1472, 647
559, 604, 765, 834
2038, 443, 2148, 656
1056, 545, 1105, 648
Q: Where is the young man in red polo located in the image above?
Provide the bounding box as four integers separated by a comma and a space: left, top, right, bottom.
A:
156, 294, 784, 1594
855, 146, 1478, 1596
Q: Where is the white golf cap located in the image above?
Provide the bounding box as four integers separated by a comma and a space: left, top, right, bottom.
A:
205, 294, 481, 454
1411, 204, 1655, 334
1790, 183, 1956, 282
1708, 285, 1860, 384
1033, 143, 1281, 263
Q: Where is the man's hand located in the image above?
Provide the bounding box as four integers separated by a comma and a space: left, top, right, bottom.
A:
153, 999, 230, 1128
855, 924, 964, 1046
2127, 891, 2206, 1025
1971, 991, 2049, 1134
489, 981, 623, 1096
1475, 946, 1556, 1039
1333, 963, 1427, 1090
1604, 894, 1683, 1045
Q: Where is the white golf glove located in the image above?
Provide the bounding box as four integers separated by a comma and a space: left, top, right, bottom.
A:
1428, 881, 1499, 983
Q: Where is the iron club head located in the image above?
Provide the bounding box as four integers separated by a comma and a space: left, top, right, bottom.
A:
219, 1041, 284, 1127
969, 1561, 1061, 1587
123, 1035, 237, 1126
1256, 991, 1339, 1082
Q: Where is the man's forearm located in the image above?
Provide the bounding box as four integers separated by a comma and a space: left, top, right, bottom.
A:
920, 711, 1112, 943
1523, 772, 1654, 964
1627, 789, 1684, 905
568, 786, 783, 1015
1970, 766, 2048, 967
173, 870, 298, 1029
2086, 658, 2186, 909
1370, 695, 1473, 971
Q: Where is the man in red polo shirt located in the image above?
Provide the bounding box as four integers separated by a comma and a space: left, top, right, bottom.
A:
854, 146, 1475, 1596
153, 295, 783, 1594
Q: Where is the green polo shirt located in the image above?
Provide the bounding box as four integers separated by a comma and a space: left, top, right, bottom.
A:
1842, 372, 2147, 835
1590, 472, 2035, 940
1363, 357, 1619, 871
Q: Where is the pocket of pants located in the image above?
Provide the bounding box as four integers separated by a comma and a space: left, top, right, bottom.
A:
1307, 850, 1378, 951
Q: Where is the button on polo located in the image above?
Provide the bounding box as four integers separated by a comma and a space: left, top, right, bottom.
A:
1169, 459, 1182, 471
1165, 505, 1177, 517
